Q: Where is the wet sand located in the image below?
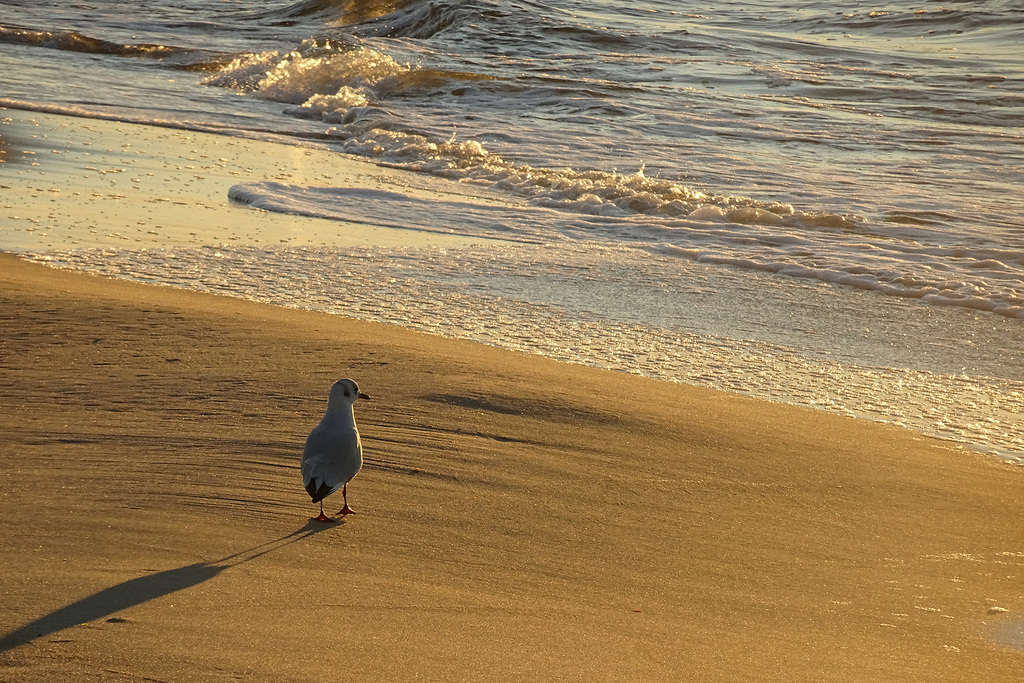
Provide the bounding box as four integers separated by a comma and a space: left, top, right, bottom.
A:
1, 253, 1023, 681
0, 107, 510, 253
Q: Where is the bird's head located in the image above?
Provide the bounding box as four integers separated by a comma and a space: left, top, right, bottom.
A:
328, 378, 370, 405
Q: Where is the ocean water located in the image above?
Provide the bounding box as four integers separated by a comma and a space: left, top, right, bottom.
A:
2, 0, 1023, 459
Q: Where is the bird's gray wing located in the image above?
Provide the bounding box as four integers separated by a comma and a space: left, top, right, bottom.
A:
301, 424, 362, 494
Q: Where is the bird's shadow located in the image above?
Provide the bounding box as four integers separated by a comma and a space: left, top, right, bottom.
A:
0, 518, 337, 654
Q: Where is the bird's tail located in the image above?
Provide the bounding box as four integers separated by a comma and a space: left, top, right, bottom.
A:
305, 478, 335, 503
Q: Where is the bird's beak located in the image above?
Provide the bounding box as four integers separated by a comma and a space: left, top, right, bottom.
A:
358, 392, 371, 401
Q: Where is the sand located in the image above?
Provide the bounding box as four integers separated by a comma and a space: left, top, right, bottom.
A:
2, 107, 1024, 681
2, 255, 1024, 681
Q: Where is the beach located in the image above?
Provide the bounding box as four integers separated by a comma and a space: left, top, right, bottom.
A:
3, 1, 1024, 678
2, 250, 1024, 680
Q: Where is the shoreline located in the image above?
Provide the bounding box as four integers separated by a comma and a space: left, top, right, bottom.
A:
5, 105, 1023, 466
2, 252, 1024, 680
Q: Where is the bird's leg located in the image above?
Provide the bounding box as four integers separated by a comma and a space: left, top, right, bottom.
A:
337, 483, 356, 516
314, 499, 335, 523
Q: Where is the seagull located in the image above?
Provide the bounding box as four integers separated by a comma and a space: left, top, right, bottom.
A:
301, 378, 370, 522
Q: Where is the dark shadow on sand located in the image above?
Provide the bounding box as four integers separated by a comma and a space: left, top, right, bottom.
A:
0, 519, 336, 653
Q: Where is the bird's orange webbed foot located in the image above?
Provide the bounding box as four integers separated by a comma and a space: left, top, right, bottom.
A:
313, 500, 336, 522
337, 505, 356, 516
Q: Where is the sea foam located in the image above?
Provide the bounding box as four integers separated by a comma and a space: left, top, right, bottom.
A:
227, 180, 1024, 320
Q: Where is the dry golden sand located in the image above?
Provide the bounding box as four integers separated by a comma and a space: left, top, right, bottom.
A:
1, 253, 1022, 681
